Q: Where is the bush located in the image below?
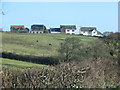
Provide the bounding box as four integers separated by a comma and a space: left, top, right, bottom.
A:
79, 39, 111, 60
58, 37, 112, 62
102, 32, 120, 64
2, 61, 90, 88
2, 58, 119, 88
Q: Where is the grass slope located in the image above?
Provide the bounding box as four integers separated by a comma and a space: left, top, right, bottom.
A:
1, 58, 48, 69
2, 32, 97, 56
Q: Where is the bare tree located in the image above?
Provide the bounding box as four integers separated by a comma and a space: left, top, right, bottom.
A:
58, 37, 81, 62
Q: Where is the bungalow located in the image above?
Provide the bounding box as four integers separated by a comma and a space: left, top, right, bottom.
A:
10, 25, 25, 32
103, 32, 113, 36
29, 24, 46, 34
80, 27, 103, 37
49, 28, 61, 33
60, 25, 76, 35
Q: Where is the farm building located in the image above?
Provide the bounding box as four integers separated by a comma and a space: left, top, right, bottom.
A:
29, 24, 46, 34
60, 25, 76, 35
80, 27, 103, 37
10, 25, 27, 32
49, 28, 61, 33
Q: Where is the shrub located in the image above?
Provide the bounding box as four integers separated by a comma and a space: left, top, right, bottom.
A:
102, 32, 120, 65
79, 39, 111, 60
2, 61, 90, 88
58, 37, 112, 62
2, 58, 119, 88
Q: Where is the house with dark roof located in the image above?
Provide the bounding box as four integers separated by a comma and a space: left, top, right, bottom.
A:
49, 28, 61, 33
80, 27, 103, 37
60, 25, 76, 35
29, 24, 46, 34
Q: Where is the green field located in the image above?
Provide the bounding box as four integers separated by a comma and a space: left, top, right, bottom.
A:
1, 58, 48, 69
1, 32, 97, 69
2, 32, 97, 57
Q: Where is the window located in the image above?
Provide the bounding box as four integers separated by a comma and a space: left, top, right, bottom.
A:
72, 30, 74, 32
67, 30, 70, 32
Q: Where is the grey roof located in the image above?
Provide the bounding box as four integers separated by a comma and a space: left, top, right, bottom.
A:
60, 25, 76, 30
31, 24, 46, 31
80, 27, 96, 31
97, 31, 103, 35
50, 28, 61, 32
103, 32, 113, 36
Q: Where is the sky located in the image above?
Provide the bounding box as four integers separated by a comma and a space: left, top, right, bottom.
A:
0, 2, 118, 33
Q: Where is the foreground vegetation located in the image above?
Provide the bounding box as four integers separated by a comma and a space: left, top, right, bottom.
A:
2, 59, 119, 88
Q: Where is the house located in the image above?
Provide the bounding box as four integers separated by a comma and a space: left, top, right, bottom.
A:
10, 25, 25, 32
49, 28, 61, 33
29, 24, 46, 34
80, 27, 103, 37
60, 25, 76, 35
103, 32, 113, 36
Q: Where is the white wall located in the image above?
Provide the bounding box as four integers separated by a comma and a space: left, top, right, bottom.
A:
65, 29, 76, 35
92, 30, 103, 37
80, 31, 92, 36
29, 31, 43, 33
80, 30, 103, 37
51, 32, 61, 33
91, 30, 98, 36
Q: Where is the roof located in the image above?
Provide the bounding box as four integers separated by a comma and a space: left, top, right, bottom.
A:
31, 24, 45, 28
103, 32, 113, 36
10, 25, 24, 29
60, 25, 76, 30
80, 27, 96, 31
50, 28, 61, 32
97, 31, 103, 35
31, 24, 46, 31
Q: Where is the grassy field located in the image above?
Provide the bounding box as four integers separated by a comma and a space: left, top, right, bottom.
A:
2, 32, 97, 57
1, 32, 119, 88
1, 32, 97, 69
1, 58, 48, 69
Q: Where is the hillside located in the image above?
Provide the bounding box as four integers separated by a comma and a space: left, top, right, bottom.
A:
2, 32, 97, 57
1, 32, 120, 88
1, 58, 49, 69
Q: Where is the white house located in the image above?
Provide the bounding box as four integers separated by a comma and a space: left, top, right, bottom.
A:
29, 31, 44, 34
65, 29, 76, 35
29, 24, 46, 34
80, 27, 103, 37
60, 25, 76, 35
